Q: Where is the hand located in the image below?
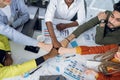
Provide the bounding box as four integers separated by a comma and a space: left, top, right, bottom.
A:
4, 53, 13, 66
43, 48, 59, 60
85, 69, 98, 77
114, 52, 120, 61
97, 12, 107, 21
56, 23, 66, 31
38, 42, 53, 52
53, 40, 62, 49
60, 39, 69, 48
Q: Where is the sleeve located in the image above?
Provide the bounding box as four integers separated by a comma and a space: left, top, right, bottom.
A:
76, 44, 118, 55
76, 0, 85, 25
97, 72, 120, 80
45, 0, 57, 22
11, 0, 29, 28
0, 60, 37, 79
0, 34, 11, 51
72, 16, 100, 38
0, 22, 38, 46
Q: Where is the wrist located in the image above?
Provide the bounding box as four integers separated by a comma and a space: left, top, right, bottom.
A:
7, 52, 11, 54
95, 73, 99, 79
64, 24, 68, 28
5, 53, 12, 58
99, 19, 106, 23
65, 38, 70, 42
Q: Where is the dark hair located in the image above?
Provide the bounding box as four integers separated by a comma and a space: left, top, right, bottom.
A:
114, 1, 120, 12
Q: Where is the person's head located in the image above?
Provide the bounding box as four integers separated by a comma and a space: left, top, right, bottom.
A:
107, 1, 120, 29
94, 47, 120, 75
65, 0, 74, 5
0, 0, 11, 8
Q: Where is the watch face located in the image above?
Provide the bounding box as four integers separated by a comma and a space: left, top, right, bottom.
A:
101, 19, 106, 23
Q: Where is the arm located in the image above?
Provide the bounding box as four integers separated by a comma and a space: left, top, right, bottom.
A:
56, 21, 79, 31
45, 0, 61, 48
60, 34, 75, 47
0, 47, 58, 79
0, 60, 37, 79
60, 11, 110, 47
75, 44, 118, 55
73, 11, 111, 38
56, 0, 85, 31
60, 16, 99, 47
11, 0, 29, 28
72, 16, 99, 38
0, 21, 54, 52
58, 44, 118, 55
0, 22, 38, 46
46, 22, 61, 48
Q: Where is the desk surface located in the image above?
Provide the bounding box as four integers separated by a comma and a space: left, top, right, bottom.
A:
4, 18, 98, 80
5, 41, 95, 80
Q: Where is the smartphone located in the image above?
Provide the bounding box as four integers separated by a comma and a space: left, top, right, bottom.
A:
24, 46, 39, 53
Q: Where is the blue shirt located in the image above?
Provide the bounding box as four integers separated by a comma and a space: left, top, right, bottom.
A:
0, 0, 29, 28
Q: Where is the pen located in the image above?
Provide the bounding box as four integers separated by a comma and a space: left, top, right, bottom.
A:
65, 54, 76, 58
30, 66, 42, 75
24, 66, 42, 78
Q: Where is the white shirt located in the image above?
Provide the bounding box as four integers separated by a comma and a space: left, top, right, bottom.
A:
45, 0, 85, 25
0, 5, 11, 22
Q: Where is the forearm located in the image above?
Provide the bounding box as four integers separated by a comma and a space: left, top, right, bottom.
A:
65, 21, 79, 28
60, 34, 75, 47
75, 44, 118, 55
46, 22, 58, 42
72, 16, 99, 38
58, 47, 76, 54
0, 60, 37, 79
66, 34, 76, 42
0, 23, 38, 46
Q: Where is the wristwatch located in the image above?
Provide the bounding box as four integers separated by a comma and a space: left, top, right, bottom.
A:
100, 19, 106, 23
7, 52, 11, 54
